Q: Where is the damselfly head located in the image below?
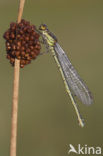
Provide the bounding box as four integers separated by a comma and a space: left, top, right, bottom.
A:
39, 24, 48, 31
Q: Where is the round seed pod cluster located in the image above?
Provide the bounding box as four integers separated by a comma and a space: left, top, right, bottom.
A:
3, 19, 41, 68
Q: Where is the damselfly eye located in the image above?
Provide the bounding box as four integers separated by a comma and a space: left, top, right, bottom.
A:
39, 24, 48, 31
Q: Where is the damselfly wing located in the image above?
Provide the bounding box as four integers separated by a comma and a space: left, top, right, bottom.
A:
54, 43, 93, 105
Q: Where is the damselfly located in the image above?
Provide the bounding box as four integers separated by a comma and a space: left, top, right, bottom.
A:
38, 24, 93, 127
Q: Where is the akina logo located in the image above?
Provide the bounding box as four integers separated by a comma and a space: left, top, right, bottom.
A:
68, 144, 102, 155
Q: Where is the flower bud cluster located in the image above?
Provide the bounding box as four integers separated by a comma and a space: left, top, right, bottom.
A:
3, 19, 41, 68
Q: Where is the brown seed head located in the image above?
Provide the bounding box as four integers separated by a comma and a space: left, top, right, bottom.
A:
3, 19, 41, 68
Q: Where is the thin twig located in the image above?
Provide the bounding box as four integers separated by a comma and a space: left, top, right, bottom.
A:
10, 1, 25, 156
17, 0, 25, 23
10, 60, 20, 156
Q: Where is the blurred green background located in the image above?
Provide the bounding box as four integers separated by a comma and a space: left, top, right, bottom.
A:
0, 0, 103, 155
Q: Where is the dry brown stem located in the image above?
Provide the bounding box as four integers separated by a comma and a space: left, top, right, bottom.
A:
10, 1, 25, 156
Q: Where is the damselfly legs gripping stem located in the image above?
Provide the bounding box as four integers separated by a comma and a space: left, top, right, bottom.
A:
38, 24, 93, 127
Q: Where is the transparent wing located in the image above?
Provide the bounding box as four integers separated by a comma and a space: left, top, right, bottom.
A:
54, 43, 93, 105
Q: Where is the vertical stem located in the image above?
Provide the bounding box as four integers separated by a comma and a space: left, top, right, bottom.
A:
10, 60, 20, 156
17, 0, 25, 23
10, 1, 25, 156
